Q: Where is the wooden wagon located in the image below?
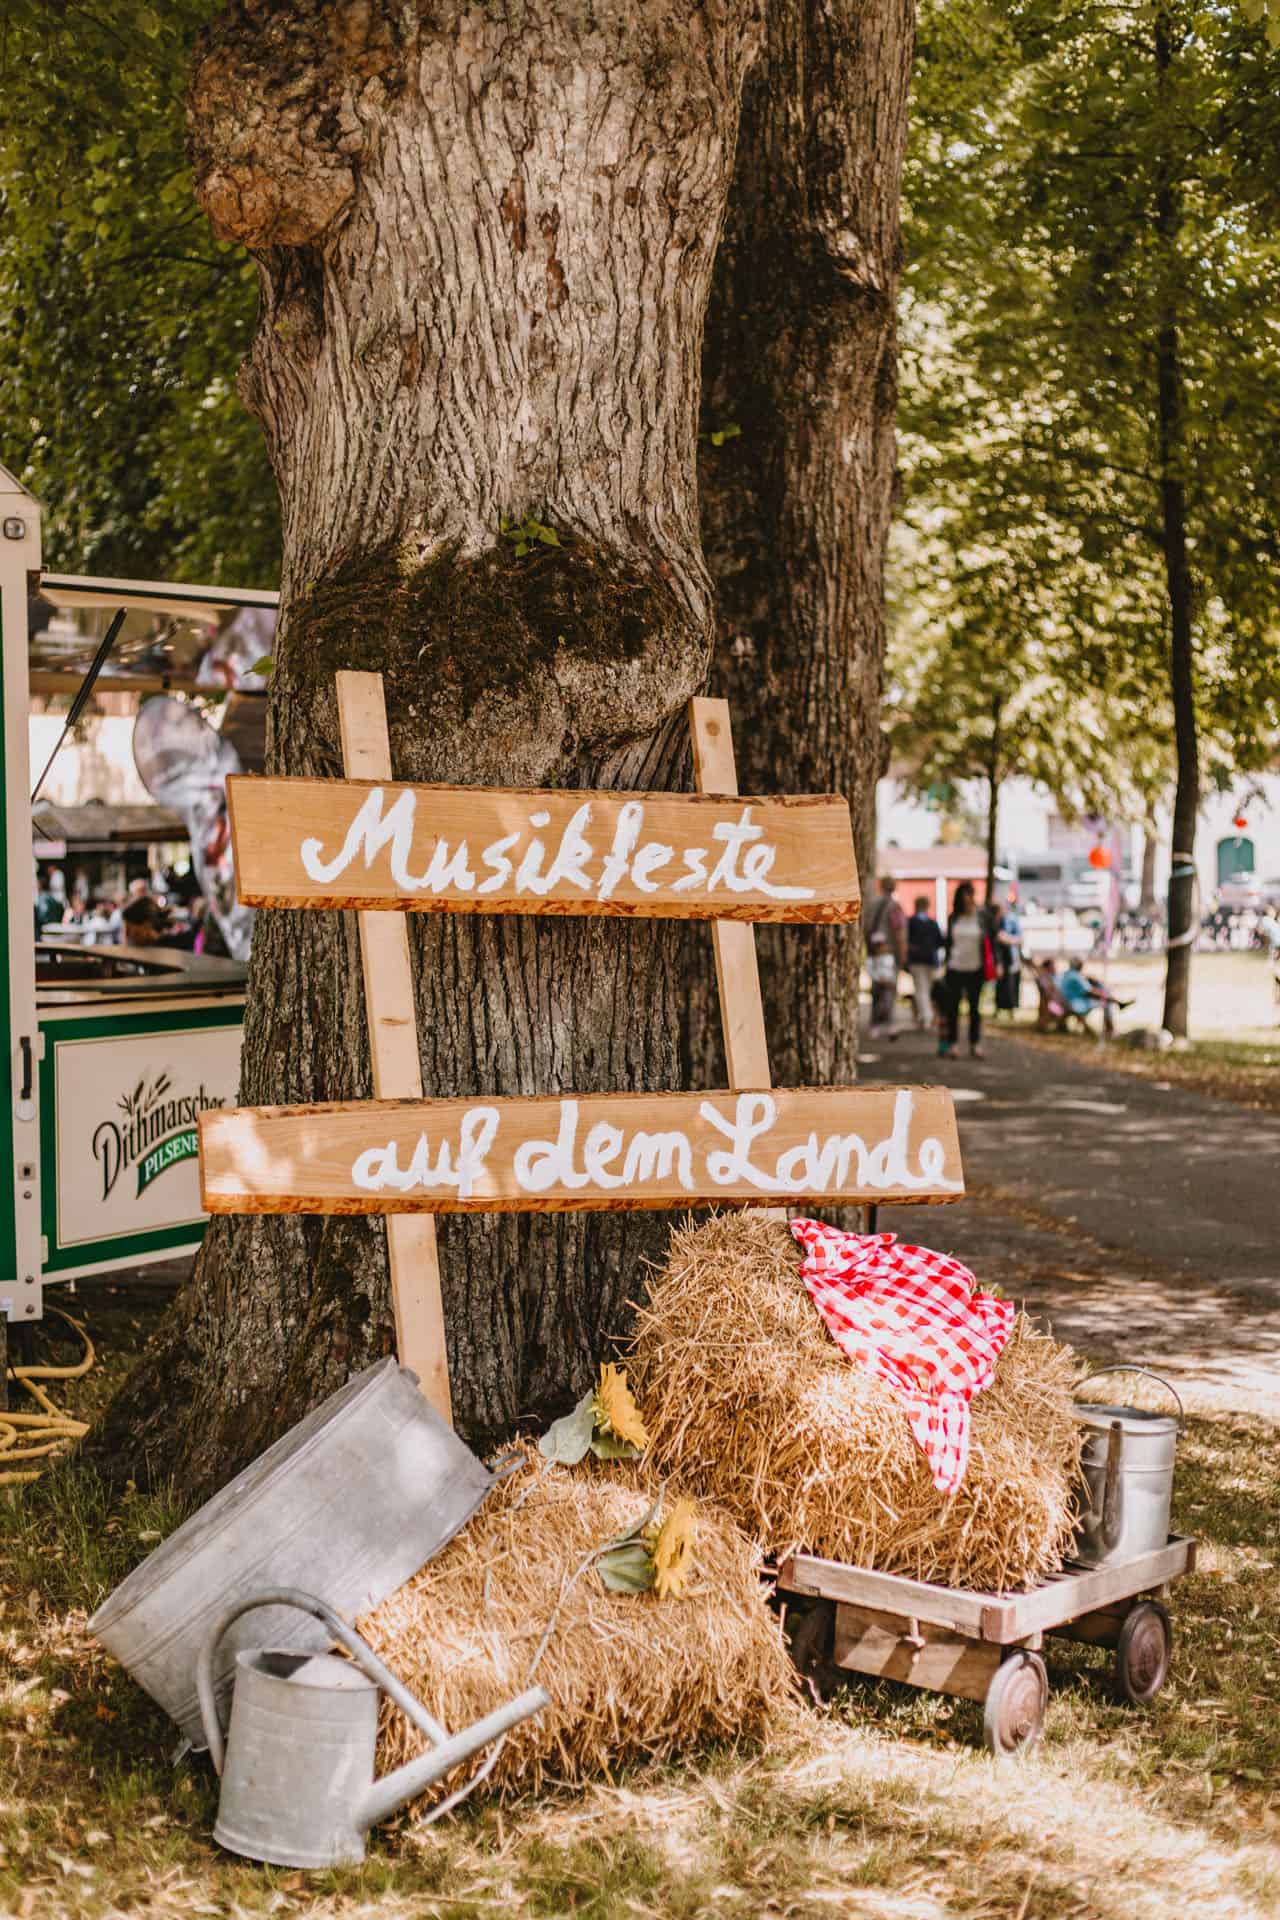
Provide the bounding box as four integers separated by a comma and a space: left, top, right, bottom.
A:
777, 1533, 1196, 1753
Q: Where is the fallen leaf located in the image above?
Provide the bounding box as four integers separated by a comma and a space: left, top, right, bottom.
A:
50, 1852, 94, 1880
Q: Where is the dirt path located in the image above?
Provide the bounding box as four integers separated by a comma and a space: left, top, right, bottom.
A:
860, 1025, 1280, 1415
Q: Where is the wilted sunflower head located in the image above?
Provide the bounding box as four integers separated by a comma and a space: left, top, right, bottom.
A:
650, 1497, 697, 1600
595, 1363, 650, 1452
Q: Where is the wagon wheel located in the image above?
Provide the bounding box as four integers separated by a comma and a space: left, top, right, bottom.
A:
983, 1650, 1048, 1756
785, 1599, 841, 1702
1114, 1601, 1171, 1706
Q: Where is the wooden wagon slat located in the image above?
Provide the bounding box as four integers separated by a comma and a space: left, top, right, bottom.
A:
778, 1536, 1196, 1646
777, 1554, 992, 1635
977, 1536, 1197, 1642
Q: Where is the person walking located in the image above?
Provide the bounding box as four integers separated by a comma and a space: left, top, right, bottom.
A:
941, 881, 989, 1058
906, 894, 946, 1030
865, 875, 907, 1038
993, 894, 1023, 1017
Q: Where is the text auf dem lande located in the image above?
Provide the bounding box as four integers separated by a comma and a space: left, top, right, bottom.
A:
348, 1091, 960, 1201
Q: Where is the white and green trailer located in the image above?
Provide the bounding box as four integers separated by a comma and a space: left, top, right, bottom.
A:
2, 463, 272, 1342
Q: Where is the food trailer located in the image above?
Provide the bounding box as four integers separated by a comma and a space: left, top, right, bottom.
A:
2, 462, 275, 1335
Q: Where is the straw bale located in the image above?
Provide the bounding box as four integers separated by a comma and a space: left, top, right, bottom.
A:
628, 1213, 1085, 1593
359, 1446, 797, 1801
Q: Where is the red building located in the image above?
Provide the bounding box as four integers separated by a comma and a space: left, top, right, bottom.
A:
873, 845, 1011, 920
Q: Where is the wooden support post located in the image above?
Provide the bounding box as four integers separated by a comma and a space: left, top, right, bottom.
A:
688, 696, 784, 1219
335, 670, 452, 1423
689, 697, 773, 1086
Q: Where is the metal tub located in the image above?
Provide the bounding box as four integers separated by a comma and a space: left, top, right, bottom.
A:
89, 1360, 491, 1746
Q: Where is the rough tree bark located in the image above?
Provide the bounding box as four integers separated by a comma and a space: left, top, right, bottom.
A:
90, 0, 761, 1495
687, 0, 913, 1092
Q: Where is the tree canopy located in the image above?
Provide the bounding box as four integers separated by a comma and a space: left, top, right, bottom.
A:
894, 0, 1280, 1020
0, 2, 277, 584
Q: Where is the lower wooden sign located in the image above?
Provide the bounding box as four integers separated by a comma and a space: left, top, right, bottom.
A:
199, 1086, 964, 1215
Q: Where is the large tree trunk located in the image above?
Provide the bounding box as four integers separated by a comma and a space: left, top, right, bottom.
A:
688, 0, 913, 1092
90, 0, 760, 1496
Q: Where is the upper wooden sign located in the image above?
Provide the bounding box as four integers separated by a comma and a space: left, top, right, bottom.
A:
199, 1085, 963, 1216
226, 776, 859, 922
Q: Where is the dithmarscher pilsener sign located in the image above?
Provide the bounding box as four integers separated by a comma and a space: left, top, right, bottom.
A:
49, 1023, 241, 1265
93, 1071, 227, 1200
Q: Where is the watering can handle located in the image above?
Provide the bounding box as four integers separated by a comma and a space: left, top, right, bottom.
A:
196, 1585, 450, 1775
1079, 1365, 1184, 1425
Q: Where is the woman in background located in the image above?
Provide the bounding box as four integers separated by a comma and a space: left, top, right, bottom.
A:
941, 881, 987, 1059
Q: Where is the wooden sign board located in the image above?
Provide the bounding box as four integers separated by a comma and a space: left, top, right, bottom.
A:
226, 776, 859, 922
199, 1086, 963, 1216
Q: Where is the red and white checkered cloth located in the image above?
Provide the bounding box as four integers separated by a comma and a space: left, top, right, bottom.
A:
790, 1219, 1014, 1496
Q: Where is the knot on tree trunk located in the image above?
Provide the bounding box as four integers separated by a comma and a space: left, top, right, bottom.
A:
189, 0, 407, 247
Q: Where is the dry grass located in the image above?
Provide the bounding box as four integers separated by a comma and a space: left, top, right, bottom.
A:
358, 1446, 798, 1802
5, 1275, 1280, 1918
630, 1213, 1085, 1593
2, 1280, 1279, 1917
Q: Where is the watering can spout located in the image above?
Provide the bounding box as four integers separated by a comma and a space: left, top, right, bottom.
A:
361, 1685, 550, 1829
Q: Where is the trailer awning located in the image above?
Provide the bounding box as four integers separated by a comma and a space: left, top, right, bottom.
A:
40, 574, 279, 619
32, 800, 187, 847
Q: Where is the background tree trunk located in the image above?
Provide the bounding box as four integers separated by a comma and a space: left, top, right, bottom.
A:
1154, 6, 1198, 1040
984, 697, 1003, 909
1140, 822, 1160, 916
89, 0, 761, 1496
688, 0, 914, 1092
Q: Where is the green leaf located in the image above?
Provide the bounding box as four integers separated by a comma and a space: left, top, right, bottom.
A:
709, 423, 741, 447
589, 1432, 643, 1460
533, 522, 561, 546
538, 1391, 596, 1465
596, 1541, 656, 1593
250, 656, 274, 677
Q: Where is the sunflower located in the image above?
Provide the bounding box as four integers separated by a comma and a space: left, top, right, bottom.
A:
650, 1497, 697, 1600
594, 1363, 650, 1452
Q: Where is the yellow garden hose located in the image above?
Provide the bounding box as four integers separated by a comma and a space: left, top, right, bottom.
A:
1, 1309, 94, 1485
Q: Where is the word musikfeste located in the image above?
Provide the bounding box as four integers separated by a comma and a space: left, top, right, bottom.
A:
349, 1090, 962, 1203
300, 789, 817, 903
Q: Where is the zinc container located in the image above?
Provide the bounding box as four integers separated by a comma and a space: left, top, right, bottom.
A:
89, 1360, 492, 1746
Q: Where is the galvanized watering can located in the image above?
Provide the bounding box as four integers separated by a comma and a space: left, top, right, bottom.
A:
1073, 1367, 1183, 1570
197, 1587, 549, 1869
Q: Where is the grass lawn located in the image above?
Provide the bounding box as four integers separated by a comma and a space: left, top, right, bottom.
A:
1001, 948, 1280, 1113
3, 1286, 1279, 1918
